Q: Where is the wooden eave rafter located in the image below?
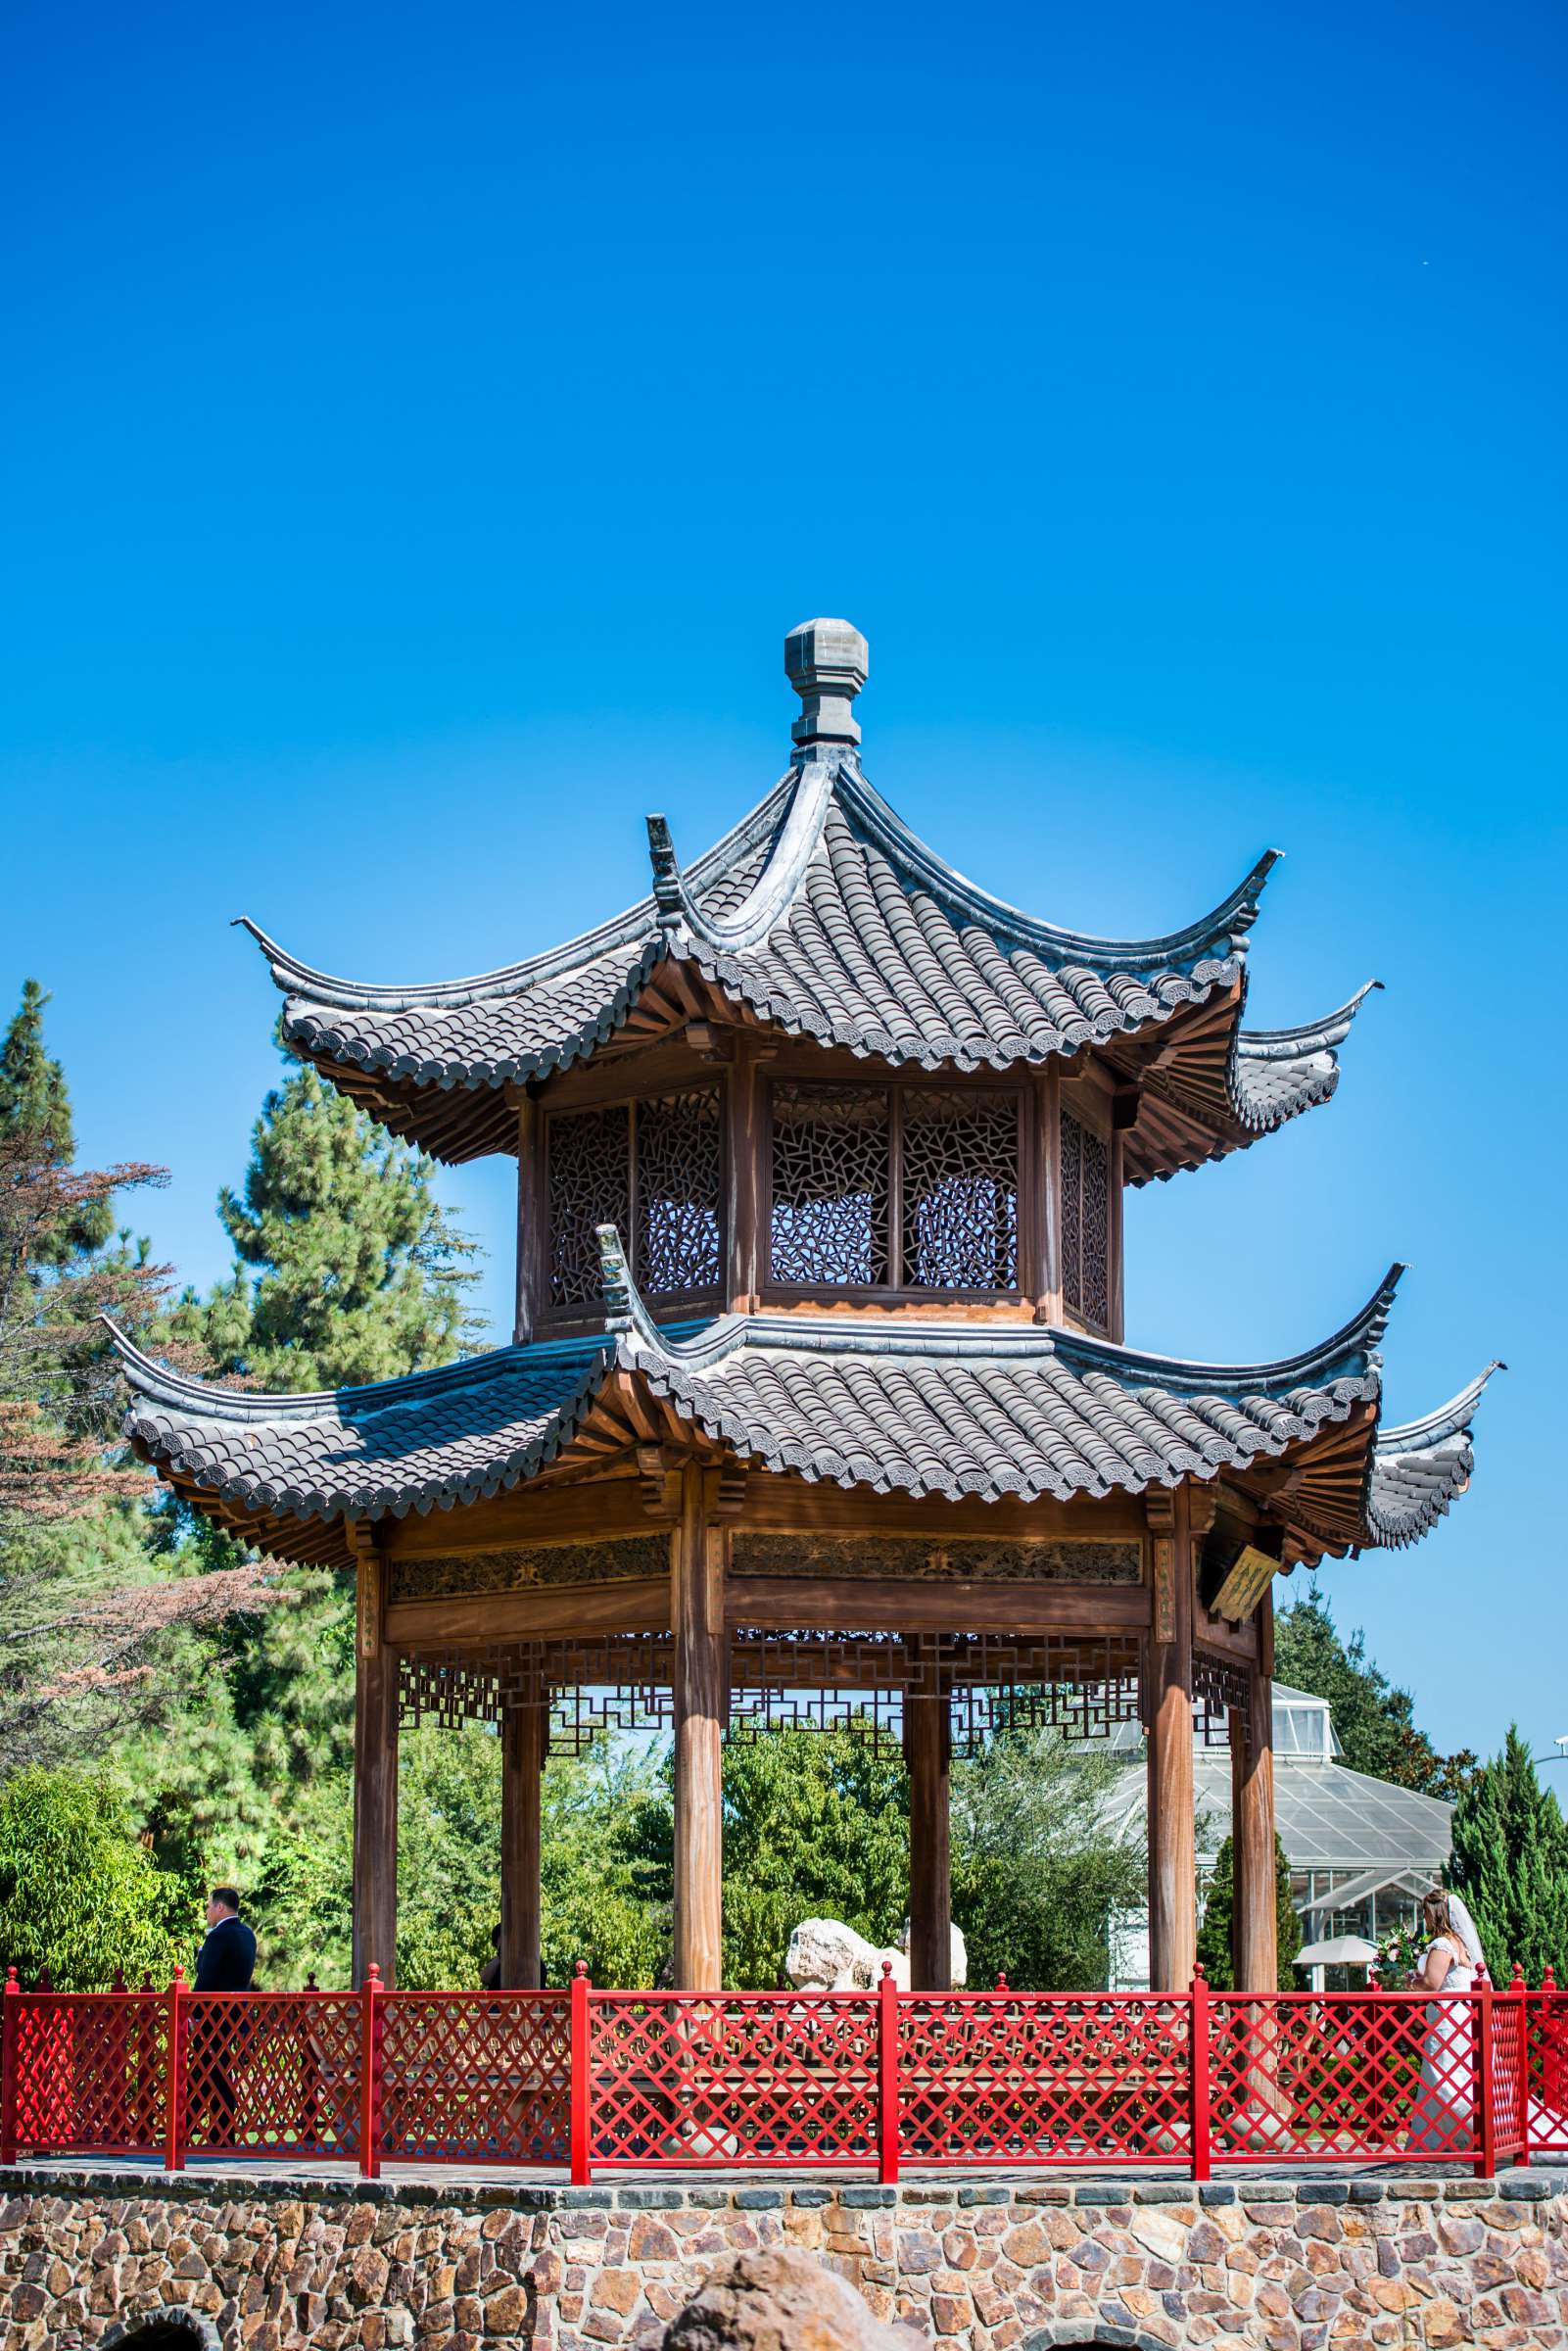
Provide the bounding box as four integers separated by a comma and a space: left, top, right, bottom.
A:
299, 953, 1255, 1175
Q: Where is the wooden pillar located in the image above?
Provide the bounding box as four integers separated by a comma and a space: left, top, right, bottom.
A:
513, 1093, 544, 1344
501, 1675, 546, 1989
352, 1539, 400, 1990
725, 1038, 764, 1313
1146, 1490, 1196, 1991
672, 1462, 726, 1989
1232, 1590, 1278, 1992
905, 1653, 952, 1991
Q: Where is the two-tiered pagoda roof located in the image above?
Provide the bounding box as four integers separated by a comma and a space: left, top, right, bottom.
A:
114, 615, 1495, 1597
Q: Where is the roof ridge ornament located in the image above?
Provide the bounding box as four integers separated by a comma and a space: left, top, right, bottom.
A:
642, 754, 841, 951
784, 617, 869, 748
594, 1223, 668, 1353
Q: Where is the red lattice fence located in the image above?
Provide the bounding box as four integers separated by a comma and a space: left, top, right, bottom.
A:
3, 1963, 1562, 2183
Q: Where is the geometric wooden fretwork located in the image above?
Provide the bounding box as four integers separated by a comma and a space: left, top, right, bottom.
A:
402, 1628, 1146, 1762
546, 1103, 631, 1307
635, 1085, 724, 1295
768, 1081, 890, 1286
901, 1086, 1020, 1289
1060, 1107, 1111, 1329
1192, 1647, 1251, 1749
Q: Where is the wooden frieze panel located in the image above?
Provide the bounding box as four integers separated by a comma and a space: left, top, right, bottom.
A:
731, 1532, 1142, 1585
389, 1531, 673, 1604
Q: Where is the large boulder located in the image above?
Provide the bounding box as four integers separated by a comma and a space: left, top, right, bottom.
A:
784, 1918, 883, 1991
784, 1916, 970, 1991
662, 2249, 919, 2350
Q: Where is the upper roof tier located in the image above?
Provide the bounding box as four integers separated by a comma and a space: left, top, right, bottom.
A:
108, 1240, 1497, 1576
238, 620, 1377, 1180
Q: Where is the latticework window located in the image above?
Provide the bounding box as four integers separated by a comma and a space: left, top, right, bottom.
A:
1060, 1108, 1111, 1328
547, 1088, 724, 1308
636, 1088, 723, 1294
547, 1104, 631, 1307
769, 1082, 890, 1285
902, 1087, 1019, 1288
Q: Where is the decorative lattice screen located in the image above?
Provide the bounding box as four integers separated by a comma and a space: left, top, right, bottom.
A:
902, 1087, 1020, 1288
636, 1087, 724, 1294
546, 1104, 631, 1307
546, 1088, 723, 1307
1060, 1108, 1111, 1328
769, 1082, 890, 1285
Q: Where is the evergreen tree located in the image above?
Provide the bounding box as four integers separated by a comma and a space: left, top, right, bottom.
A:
150, 1045, 483, 1972
0, 981, 270, 1776
1274, 1588, 1475, 1799
0, 980, 112, 1259
1449, 1726, 1568, 1984
170, 1044, 479, 1390
1196, 1833, 1302, 1990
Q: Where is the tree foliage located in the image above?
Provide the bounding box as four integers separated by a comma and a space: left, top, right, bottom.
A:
1196, 1832, 1302, 1991
0, 983, 276, 1774
1274, 1588, 1475, 1799
952, 1727, 1146, 1991
168, 1045, 479, 1391
0, 1769, 198, 1990
1448, 1726, 1568, 1984
719, 1727, 909, 1987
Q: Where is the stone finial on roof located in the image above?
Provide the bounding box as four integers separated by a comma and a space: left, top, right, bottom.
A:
784, 617, 869, 748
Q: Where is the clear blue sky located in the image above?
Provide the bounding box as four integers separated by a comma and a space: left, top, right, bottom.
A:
4, 1, 1563, 1768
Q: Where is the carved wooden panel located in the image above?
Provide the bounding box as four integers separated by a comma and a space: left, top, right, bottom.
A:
637, 1086, 723, 1294
546, 1103, 630, 1307
732, 1534, 1142, 1584
769, 1082, 890, 1285
390, 1534, 672, 1604
1061, 1108, 1111, 1329
901, 1087, 1020, 1288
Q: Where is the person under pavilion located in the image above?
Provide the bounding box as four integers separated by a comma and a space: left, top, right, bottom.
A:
111, 619, 1495, 2000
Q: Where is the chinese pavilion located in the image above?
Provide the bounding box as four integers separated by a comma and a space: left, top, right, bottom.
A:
112, 619, 1495, 2001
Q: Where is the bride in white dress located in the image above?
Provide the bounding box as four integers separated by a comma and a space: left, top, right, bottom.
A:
1403, 1887, 1485, 2154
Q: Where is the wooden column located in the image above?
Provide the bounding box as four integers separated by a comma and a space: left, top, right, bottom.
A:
1146, 1489, 1196, 1991
501, 1675, 546, 1990
513, 1094, 544, 1344
905, 1640, 952, 1991
352, 1538, 400, 1990
1033, 1068, 1064, 1324
725, 1039, 764, 1312
1232, 1589, 1278, 1992
672, 1462, 727, 1989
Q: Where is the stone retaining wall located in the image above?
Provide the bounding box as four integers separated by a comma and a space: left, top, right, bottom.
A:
3, 2165, 1566, 2351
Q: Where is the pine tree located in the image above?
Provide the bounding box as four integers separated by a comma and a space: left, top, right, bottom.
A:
0, 982, 272, 1775
170, 1044, 479, 1390
1196, 1833, 1301, 1991
1449, 1726, 1568, 1984
151, 1046, 483, 1976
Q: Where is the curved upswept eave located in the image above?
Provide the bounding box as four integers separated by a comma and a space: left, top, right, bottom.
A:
835, 766, 1282, 974
1361, 1362, 1503, 1551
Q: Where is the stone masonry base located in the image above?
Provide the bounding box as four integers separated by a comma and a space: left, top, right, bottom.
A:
2, 2165, 1566, 2351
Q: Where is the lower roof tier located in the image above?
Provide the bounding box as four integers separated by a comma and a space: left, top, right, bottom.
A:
109, 1241, 1497, 1576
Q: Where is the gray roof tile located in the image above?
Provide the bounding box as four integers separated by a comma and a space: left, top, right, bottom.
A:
108, 1257, 1494, 1570
240, 755, 1372, 1175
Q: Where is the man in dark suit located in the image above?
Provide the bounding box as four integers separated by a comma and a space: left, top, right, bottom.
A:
192, 1887, 256, 2144
194, 1887, 256, 1991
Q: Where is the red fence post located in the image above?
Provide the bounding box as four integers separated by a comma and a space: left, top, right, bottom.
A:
878, 1962, 900, 2185
1473, 1968, 1496, 2182
570, 1963, 592, 2186
165, 1967, 187, 2174
359, 1965, 382, 2181
1, 1966, 19, 2164
1510, 1966, 1530, 2167
1189, 1964, 1212, 2183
